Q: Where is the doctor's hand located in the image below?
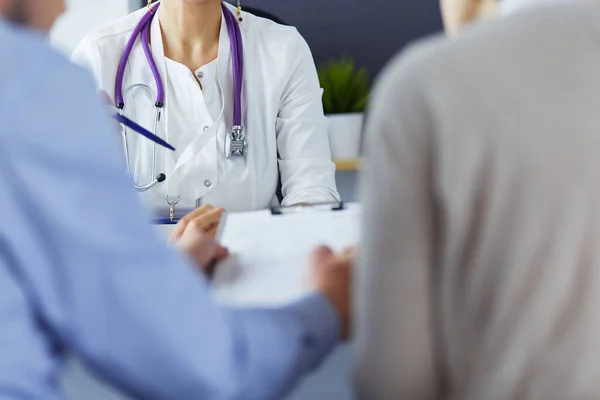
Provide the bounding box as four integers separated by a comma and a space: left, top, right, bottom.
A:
309, 246, 355, 341
174, 224, 229, 277
170, 205, 225, 242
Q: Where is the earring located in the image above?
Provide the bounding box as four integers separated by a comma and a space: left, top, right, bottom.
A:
236, 0, 243, 22
147, 0, 154, 13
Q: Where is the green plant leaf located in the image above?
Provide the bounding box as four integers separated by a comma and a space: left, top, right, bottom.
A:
318, 58, 370, 114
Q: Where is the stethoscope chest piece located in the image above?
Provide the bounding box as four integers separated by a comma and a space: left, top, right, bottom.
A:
225, 125, 248, 158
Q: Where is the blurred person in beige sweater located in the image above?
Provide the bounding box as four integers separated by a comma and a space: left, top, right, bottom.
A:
353, 0, 600, 398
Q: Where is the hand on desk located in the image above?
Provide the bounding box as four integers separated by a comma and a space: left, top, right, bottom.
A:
170, 205, 225, 242
310, 246, 356, 341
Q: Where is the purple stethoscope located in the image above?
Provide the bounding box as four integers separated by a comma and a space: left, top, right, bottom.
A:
115, 1, 247, 193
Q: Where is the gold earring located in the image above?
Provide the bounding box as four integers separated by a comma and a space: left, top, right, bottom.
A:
236, 0, 243, 22
147, 0, 154, 13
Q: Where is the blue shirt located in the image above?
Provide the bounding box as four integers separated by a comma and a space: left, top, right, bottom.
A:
0, 22, 339, 400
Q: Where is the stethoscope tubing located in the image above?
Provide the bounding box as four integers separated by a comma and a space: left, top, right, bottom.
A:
115, 1, 245, 192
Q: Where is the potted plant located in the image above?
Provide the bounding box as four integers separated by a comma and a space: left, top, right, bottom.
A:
318, 58, 369, 161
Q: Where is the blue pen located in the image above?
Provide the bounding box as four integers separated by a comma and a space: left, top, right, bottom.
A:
152, 218, 181, 225
113, 113, 176, 151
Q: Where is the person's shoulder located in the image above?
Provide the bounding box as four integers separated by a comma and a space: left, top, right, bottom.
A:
372, 32, 444, 99
382, 0, 595, 93
0, 22, 90, 94
0, 22, 102, 149
441, 0, 589, 56
0, 22, 65, 66
76, 7, 147, 52
414, 0, 592, 65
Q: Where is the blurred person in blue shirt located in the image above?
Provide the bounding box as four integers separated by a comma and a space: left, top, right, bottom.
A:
0, 1, 351, 399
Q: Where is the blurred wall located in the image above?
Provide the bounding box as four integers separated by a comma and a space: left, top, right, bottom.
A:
49, 0, 132, 55
241, 0, 443, 79
128, 0, 444, 78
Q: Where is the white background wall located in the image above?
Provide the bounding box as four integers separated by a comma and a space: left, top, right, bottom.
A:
49, 0, 134, 55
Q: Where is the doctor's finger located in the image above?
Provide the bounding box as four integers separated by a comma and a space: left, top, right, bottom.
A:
311, 246, 334, 266
204, 208, 226, 239
185, 208, 224, 233
187, 204, 216, 217
179, 204, 216, 226
341, 246, 359, 260
206, 223, 221, 240
180, 204, 216, 225
204, 245, 230, 278
215, 245, 229, 261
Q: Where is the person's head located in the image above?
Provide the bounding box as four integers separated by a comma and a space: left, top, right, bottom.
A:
440, 0, 500, 35
0, 0, 66, 31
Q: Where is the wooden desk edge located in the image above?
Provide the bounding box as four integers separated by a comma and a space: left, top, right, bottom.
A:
334, 159, 361, 171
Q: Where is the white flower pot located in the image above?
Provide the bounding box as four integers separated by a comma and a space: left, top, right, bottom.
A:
327, 113, 363, 160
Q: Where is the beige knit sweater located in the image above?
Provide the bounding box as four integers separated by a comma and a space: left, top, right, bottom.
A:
354, 1, 600, 399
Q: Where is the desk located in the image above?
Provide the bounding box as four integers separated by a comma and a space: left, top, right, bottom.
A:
334, 159, 361, 172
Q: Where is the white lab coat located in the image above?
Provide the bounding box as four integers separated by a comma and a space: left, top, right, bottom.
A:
72, 2, 339, 215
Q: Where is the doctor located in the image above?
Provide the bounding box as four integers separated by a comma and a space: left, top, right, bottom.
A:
72, 0, 339, 225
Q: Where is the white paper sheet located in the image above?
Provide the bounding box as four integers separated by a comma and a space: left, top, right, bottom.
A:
212, 204, 361, 307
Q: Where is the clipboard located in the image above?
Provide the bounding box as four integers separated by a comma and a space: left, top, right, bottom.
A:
152, 202, 346, 225
213, 202, 348, 240
211, 202, 361, 307
269, 201, 346, 215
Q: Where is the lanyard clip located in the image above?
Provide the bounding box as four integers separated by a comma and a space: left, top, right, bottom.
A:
225, 125, 248, 158
166, 196, 180, 222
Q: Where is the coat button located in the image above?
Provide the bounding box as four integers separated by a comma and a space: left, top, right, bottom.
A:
204, 179, 212, 187
203, 125, 210, 132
